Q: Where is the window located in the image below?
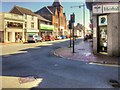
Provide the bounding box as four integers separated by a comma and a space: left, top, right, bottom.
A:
25, 14, 27, 19
25, 22, 27, 27
7, 22, 23, 28
31, 16, 34, 20
31, 22, 34, 28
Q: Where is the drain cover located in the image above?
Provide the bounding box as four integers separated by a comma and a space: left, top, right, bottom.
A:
18, 76, 37, 84
109, 80, 119, 84
109, 80, 120, 88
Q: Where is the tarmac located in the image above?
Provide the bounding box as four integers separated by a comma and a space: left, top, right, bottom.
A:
54, 39, 120, 66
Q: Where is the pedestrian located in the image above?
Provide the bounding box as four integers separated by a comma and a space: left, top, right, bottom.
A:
20, 36, 22, 42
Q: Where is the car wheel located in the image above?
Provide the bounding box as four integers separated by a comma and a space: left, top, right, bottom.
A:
35, 40, 37, 43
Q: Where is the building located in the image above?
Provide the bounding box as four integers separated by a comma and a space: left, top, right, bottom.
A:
10, 6, 39, 42
35, 0, 68, 38
86, 1, 120, 56
74, 23, 85, 37
36, 14, 54, 37
0, 12, 24, 43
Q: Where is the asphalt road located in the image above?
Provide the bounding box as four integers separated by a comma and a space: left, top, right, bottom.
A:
1, 39, 120, 88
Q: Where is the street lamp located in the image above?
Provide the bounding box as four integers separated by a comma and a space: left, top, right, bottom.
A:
71, 4, 85, 37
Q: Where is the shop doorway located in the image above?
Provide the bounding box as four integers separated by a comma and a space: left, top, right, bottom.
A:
15, 32, 22, 42
98, 26, 108, 53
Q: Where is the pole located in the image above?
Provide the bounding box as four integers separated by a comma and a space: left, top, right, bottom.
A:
83, 4, 85, 37
70, 29, 72, 47
73, 23, 75, 53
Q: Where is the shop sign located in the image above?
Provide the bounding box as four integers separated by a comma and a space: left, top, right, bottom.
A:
103, 4, 120, 13
93, 3, 120, 14
99, 15, 107, 26
93, 5, 103, 14
40, 24, 54, 30
27, 29, 39, 33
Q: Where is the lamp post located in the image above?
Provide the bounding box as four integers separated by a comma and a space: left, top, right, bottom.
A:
71, 4, 85, 37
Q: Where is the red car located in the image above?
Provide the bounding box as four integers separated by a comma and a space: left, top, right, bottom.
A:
45, 35, 55, 41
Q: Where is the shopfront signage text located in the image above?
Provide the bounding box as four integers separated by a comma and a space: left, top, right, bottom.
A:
93, 3, 120, 14
103, 4, 120, 13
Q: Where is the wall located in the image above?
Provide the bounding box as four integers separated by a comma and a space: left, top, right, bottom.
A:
118, 3, 120, 57
25, 15, 38, 30
93, 15, 98, 54
108, 13, 119, 56
0, 13, 4, 42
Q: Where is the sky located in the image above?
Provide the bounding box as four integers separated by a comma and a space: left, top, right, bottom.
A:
1, 0, 91, 29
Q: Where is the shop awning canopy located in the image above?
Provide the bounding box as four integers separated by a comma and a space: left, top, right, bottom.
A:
40, 24, 54, 31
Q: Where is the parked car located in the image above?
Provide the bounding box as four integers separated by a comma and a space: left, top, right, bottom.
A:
27, 35, 42, 43
61, 35, 66, 39
66, 35, 70, 38
56, 36, 62, 40
45, 35, 55, 41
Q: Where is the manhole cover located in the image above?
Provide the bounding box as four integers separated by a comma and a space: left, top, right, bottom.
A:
18, 76, 37, 84
109, 80, 120, 88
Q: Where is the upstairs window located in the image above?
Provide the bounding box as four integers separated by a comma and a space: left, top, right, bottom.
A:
31, 16, 34, 20
25, 22, 27, 27
31, 22, 34, 28
25, 14, 27, 19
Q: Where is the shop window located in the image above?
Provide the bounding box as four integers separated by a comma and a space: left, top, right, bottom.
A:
98, 15, 108, 53
7, 22, 23, 28
99, 26, 107, 52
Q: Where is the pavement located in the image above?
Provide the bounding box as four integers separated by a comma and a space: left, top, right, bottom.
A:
54, 39, 120, 66
1, 76, 43, 89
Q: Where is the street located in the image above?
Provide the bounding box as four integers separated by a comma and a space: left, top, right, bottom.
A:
1, 39, 119, 88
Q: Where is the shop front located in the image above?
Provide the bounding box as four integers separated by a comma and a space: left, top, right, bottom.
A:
5, 28, 23, 42
92, 3, 120, 56
40, 24, 54, 36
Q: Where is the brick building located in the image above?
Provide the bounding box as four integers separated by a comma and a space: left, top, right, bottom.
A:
35, 0, 68, 38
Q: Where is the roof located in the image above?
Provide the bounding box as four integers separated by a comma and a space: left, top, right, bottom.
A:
35, 7, 53, 21
74, 23, 84, 31
13, 5, 36, 16
35, 14, 51, 22
47, 6, 57, 14
52, 0, 63, 7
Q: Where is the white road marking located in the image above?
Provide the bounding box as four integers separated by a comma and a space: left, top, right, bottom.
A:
89, 62, 120, 67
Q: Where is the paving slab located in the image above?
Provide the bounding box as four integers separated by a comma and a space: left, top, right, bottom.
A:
54, 40, 120, 66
